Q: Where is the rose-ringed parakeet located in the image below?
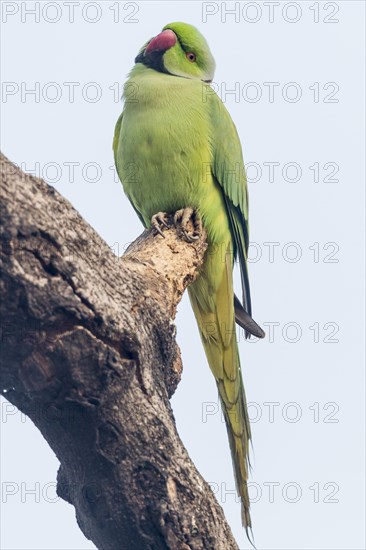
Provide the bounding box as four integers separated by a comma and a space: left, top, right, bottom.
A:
113, 22, 264, 538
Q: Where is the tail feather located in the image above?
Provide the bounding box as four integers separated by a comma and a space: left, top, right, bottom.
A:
188, 246, 253, 535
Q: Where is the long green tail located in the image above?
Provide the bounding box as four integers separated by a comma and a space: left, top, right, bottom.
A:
188, 248, 253, 535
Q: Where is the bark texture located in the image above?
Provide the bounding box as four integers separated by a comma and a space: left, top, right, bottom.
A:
0, 153, 239, 550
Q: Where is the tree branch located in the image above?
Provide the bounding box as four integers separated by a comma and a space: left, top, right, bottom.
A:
0, 153, 239, 550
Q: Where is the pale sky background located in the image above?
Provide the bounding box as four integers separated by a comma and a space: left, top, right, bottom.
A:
0, 1, 365, 549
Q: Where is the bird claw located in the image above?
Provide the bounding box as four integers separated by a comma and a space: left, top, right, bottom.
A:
174, 207, 202, 243
151, 208, 202, 242
151, 212, 169, 238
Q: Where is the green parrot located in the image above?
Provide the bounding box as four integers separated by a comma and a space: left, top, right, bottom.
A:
113, 22, 264, 538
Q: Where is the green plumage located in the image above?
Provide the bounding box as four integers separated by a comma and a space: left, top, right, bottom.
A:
114, 22, 260, 537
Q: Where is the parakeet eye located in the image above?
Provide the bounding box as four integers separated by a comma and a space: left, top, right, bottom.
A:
186, 52, 196, 62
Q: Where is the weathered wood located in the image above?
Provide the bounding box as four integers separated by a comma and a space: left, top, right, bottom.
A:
0, 153, 239, 550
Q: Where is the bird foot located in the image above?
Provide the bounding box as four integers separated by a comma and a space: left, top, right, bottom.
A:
151, 211, 169, 238
174, 207, 202, 243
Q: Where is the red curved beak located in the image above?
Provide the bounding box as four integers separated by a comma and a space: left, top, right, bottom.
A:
145, 29, 177, 55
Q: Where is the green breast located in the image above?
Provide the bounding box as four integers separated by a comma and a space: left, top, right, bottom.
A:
116, 66, 213, 224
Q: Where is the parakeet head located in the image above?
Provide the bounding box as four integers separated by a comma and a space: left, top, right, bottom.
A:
135, 22, 215, 82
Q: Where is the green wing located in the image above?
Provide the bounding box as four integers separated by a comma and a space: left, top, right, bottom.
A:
210, 93, 252, 317
113, 112, 147, 227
